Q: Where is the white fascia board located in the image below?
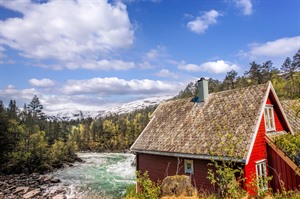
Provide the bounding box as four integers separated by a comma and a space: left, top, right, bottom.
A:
245, 82, 271, 165
269, 84, 295, 135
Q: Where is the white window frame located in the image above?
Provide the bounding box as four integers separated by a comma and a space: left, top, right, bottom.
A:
256, 160, 268, 191
184, 159, 194, 174
264, 105, 275, 131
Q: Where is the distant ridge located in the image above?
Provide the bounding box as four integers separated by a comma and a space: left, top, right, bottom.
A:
47, 95, 173, 121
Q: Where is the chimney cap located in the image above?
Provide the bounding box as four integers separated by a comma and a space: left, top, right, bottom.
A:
198, 77, 206, 82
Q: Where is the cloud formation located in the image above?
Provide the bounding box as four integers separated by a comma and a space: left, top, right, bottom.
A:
145, 45, 167, 60
156, 69, 178, 79
234, 0, 253, 15
29, 78, 55, 87
0, 77, 183, 115
241, 36, 300, 59
0, 85, 39, 103
62, 77, 182, 95
0, 0, 134, 69
187, 10, 222, 34
178, 60, 239, 74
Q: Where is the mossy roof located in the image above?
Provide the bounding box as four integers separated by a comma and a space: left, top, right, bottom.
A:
281, 100, 300, 134
131, 83, 270, 161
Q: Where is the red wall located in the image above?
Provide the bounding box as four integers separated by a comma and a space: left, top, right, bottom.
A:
137, 153, 216, 192
267, 145, 300, 192
244, 114, 268, 193
244, 95, 289, 193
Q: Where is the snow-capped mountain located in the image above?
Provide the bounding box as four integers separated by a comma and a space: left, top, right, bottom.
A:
47, 95, 173, 121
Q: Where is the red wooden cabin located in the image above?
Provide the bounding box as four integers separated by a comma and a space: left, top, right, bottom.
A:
130, 79, 300, 194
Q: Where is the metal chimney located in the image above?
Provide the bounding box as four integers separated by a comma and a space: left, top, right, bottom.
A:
198, 78, 208, 102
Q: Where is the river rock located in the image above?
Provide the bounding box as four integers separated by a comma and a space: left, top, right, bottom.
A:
52, 193, 66, 199
54, 189, 66, 195
39, 175, 52, 183
22, 189, 40, 198
50, 178, 61, 183
13, 187, 29, 194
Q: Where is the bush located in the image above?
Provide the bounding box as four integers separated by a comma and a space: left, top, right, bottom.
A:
136, 171, 161, 199
274, 133, 300, 166
125, 184, 137, 198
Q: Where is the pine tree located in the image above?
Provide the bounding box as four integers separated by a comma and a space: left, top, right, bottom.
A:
292, 48, 300, 70
261, 60, 277, 82
281, 56, 299, 99
8, 100, 18, 119
281, 57, 294, 80
27, 95, 45, 120
245, 61, 263, 84
224, 70, 238, 89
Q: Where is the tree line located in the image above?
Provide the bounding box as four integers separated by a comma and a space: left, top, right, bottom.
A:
0, 95, 155, 174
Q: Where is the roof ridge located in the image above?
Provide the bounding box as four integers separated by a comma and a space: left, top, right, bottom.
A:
209, 82, 269, 95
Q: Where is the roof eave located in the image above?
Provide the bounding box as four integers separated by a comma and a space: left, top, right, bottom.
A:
131, 149, 246, 163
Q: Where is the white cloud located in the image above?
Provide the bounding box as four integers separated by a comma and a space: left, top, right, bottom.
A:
178, 60, 239, 74
187, 10, 222, 34
81, 59, 135, 70
28, 78, 55, 87
138, 61, 155, 69
241, 36, 300, 59
0, 85, 39, 103
178, 64, 201, 72
62, 77, 182, 95
156, 69, 178, 78
145, 45, 167, 60
234, 0, 253, 15
0, 0, 134, 67
0, 78, 184, 115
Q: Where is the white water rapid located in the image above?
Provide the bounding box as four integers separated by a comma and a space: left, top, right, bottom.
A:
51, 153, 136, 199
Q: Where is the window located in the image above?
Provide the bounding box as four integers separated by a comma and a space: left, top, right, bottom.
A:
184, 159, 193, 174
256, 160, 268, 191
264, 106, 275, 131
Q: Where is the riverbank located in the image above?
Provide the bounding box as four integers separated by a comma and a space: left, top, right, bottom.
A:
0, 173, 68, 199
0, 153, 135, 199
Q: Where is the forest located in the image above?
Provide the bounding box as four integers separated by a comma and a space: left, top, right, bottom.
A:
0, 49, 299, 174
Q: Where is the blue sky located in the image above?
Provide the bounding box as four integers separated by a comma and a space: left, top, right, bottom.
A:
0, 0, 299, 114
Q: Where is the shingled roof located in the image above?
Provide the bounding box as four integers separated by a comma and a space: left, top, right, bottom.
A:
281, 100, 300, 133
131, 82, 272, 162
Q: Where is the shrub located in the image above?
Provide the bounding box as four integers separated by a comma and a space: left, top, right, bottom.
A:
125, 184, 137, 198
274, 133, 300, 166
136, 171, 161, 199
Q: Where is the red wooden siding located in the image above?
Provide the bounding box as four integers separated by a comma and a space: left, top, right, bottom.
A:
244, 114, 268, 193
245, 94, 293, 194
267, 144, 300, 192
137, 153, 216, 192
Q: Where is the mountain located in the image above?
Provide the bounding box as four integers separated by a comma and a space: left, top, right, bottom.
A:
47, 95, 173, 121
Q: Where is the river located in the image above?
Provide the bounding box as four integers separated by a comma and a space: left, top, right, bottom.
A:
51, 152, 136, 199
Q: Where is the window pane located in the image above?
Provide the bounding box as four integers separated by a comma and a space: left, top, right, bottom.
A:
270, 116, 274, 129
264, 109, 268, 118
256, 161, 267, 191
